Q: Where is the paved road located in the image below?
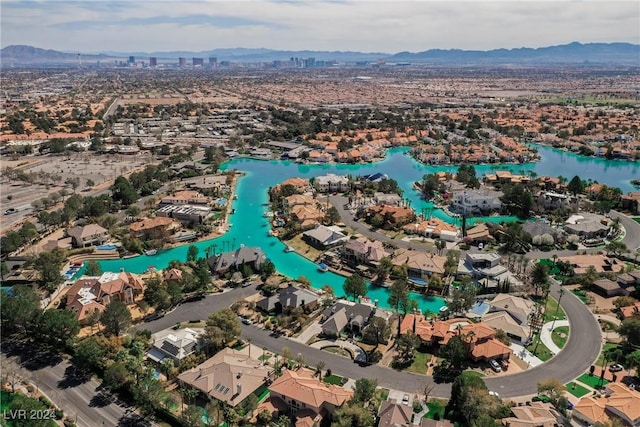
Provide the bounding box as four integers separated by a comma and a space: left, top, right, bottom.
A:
0, 342, 153, 427
611, 210, 640, 252
139, 280, 602, 399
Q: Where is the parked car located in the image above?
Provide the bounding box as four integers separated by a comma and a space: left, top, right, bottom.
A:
4, 208, 16, 215
488, 391, 500, 398
489, 359, 502, 372
500, 359, 509, 370
401, 394, 410, 405
609, 364, 624, 372
242, 318, 253, 325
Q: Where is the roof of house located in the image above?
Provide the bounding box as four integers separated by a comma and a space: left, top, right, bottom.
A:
593, 278, 622, 291
503, 402, 558, 427
302, 225, 347, 246
420, 419, 454, 427
322, 307, 349, 336
207, 247, 266, 273
488, 294, 535, 321
67, 223, 108, 240
377, 399, 413, 427
392, 249, 446, 275
257, 285, 320, 312
482, 311, 531, 340
269, 368, 353, 409
465, 223, 492, 240
178, 347, 272, 407
148, 327, 202, 362
163, 268, 183, 282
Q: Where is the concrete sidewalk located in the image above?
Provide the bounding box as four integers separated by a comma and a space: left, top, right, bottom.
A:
540, 320, 569, 356
510, 342, 544, 368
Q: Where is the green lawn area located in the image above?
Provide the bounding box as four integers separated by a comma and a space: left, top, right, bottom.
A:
551, 326, 569, 349
376, 388, 390, 402
424, 399, 447, 420
566, 382, 590, 398
258, 354, 271, 362
577, 373, 609, 389
527, 338, 554, 362
571, 289, 590, 304
406, 351, 433, 375
324, 374, 346, 386
543, 297, 566, 322
632, 217, 640, 224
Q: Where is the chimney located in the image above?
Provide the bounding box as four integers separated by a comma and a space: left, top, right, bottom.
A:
237, 383, 242, 396
198, 368, 203, 378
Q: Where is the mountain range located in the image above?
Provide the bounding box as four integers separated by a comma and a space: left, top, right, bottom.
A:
1, 42, 639, 66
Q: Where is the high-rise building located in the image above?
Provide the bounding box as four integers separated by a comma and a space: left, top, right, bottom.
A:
209, 57, 218, 68
128, 56, 136, 64
192, 57, 204, 66
178, 57, 187, 67
149, 57, 158, 67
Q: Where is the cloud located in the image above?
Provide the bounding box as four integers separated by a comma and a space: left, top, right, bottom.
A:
1, 0, 638, 52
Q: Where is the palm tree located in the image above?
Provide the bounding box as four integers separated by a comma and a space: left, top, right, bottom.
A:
315, 360, 326, 381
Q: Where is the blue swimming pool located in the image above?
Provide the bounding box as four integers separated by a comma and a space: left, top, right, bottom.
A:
470, 301, 491, 317
96, 244, 119, 250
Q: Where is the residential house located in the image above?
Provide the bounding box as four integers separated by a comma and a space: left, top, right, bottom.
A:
558, 254, 624, 275
621, 192, 640, 214
321, 301, 376, 338
341, 237, 389, 265
572, 382, 640, 427
619, 301, 640, 320
257, 285, 321, 313
66, 271, 144, 323
592, 278, 629, 297
482, 311, 531, 344
147, 327, 202, 364
279, 177, 310, 193
269, 368, 353, 422
522, 222, 565, 245
207, 246, 266, 276
403, 218, 460, 242
178, 347, 273, 407
400, 315, 511, 362
502, 402, 561, 427
377, 399, 413, 427
374, 192, 402, 206
366, 204, 416, 229
535, 192, 578, 213
451, 189, 503, 215
163, 268, 183, 284
464, 223, 493, 243
160, 190, 211, 206
129, 217, 178, 240
392, 249, 447, 278
282, 194, 316, 214
156, 204, 211, 226
66, 224, 109, 248
564, 213, 610, 240
486, 294, 535, 325
313, 174, 350, 193
464, 253, 507, 278
302, 225, 349, 249
182, 174, 228, 194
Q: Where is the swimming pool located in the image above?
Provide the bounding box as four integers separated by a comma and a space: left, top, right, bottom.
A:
96, 244, 119, 250
469, 301, 491, 317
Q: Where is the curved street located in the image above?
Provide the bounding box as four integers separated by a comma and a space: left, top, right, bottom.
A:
138, 279, 603, 399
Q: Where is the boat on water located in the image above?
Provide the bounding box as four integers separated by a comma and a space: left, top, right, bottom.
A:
317, 263, 329, 272
232, 195, 238, 200
284, 246, 295, 253
144, 249, 158, 256
263, 211, 274, 218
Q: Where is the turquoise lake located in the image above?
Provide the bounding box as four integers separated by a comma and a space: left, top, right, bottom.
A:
96, 145, 638, 313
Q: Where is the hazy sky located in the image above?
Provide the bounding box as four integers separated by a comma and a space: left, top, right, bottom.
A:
2, 0, 639, 53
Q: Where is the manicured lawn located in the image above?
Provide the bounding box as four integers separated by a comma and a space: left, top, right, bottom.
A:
551, 326, 569, 349
424, 399, 447, 420
406, 351, 433, 375
258, 354, 271, 362
566, 381, 590, 398
543, 297, 566, 322
633, 217, 640, 224
376, 388, 390, 402
324, 374, 346, 386
577, 373, 609, 389
527, 338, 554, 362
571, 289, 590, 304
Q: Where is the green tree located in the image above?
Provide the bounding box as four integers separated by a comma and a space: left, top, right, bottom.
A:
324, 206, 341, 225
74, 337, 107, 373
395, 331, 420, 364
375, 257, 393, 283
35, 249, 66, 292
531, 263, 549, 296
536, 378, 566, 404
619, 318, 640, 347
343, 273, 367, 302
567, 175, 584, 196
100, 300, 132, 336
437, 335, 467, 375
0, 285, 42, 336
181, 405, 204, 427
362, 317, 391, 346
103, 362, 131, 392
0, 262, 9, 281
111, 175, 139, 206
353, 378, 377, 404
84, 260, 102, 276
38, 309, 80, 349
626, 350, 640, 376
606, 241, 628, 257
204, 308, 242, 354
445, 371, 501, 426
260, 260, 276, 280
187, 245, 199, 263
333, 402, 375, 427
7, 394, 52, 427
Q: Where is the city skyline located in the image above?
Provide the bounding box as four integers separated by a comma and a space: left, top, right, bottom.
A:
1, 0, 639, 54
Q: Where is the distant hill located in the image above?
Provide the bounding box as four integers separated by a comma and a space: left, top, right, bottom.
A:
388, 42, 640, 65
2, 42, 639, 66
0, 45, 113, 65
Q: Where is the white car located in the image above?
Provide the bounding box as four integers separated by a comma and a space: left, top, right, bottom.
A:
489, 359, 502, 372
242, 318, 253, 325
401, 394, 410, 405
488, 391, 500, 398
